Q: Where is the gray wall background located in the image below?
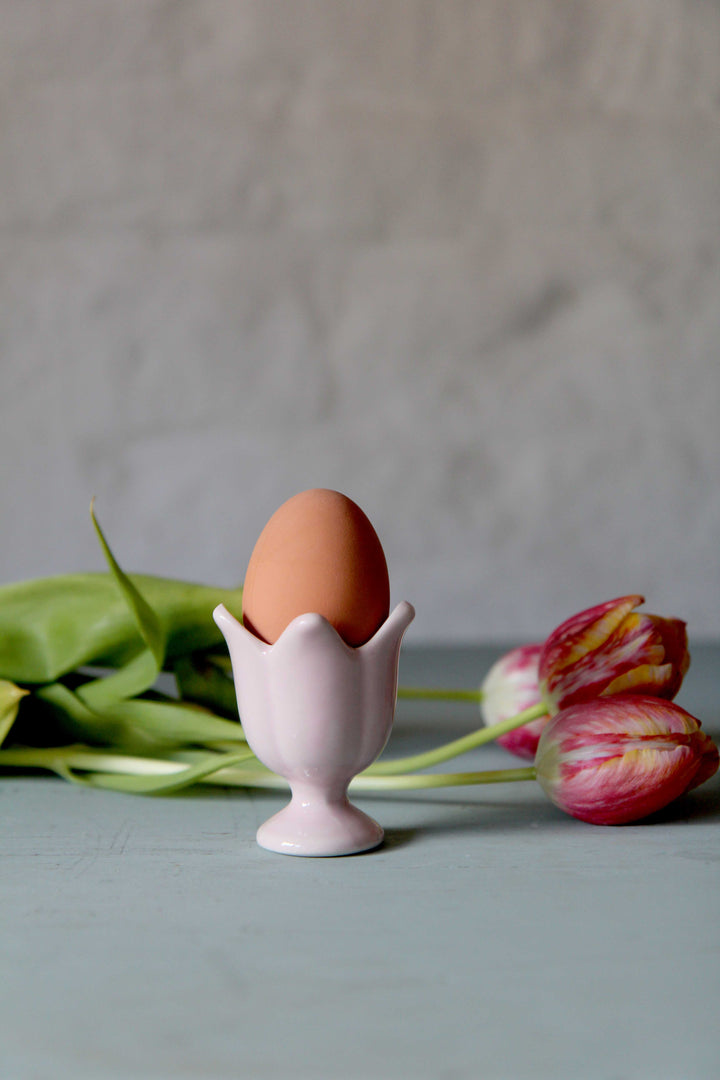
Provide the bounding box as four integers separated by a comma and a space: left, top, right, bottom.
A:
2, 1, 719, 644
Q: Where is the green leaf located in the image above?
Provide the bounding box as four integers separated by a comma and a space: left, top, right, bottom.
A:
174, 653, 240, 718
0, 573, 243, 685
0, 744, 255, 795
90, 500, 166, 669
68, 501, 167, 707
62, 749, 255, 795
76, 648, 161, 711
35, 682, 118, 743
103, 697, 246, 750
34, 682, 246, 754
0, 680, 29, 748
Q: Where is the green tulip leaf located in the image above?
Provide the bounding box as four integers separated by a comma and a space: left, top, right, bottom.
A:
35, 681, 246, 754
103, 697, 246, 751
174, 654, 240, 718
0, 744, 255, 795
61, 749, 255, 795
0, 573, 243, 685
35, 682, 119, 743
0, 680, 29, 748
70, 502, 167, 707
76, 647, 161, 711
90, 499, 166, 667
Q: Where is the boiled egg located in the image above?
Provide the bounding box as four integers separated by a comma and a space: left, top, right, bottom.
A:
241, 488, 390, 647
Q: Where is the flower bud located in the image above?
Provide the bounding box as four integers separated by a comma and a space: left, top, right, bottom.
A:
480, 644, 547, 759
534, 694, 718, 825
539, 595, 690, 715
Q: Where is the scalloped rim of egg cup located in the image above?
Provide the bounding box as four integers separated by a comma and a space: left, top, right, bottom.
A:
213, 601, 415, 857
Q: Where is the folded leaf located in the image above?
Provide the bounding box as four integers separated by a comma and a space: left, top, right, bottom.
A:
0, 574, 243, 684
103, 697, 246, 750
61, 749, 255, 795
91, 500, 166, 668
174, 654, 240, 718
0, 680, 29, 748
0, 744, 255, 795
34, 682, 246, 754
76, 648, 161, 711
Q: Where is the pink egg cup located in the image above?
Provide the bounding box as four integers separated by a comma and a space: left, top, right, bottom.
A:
213, 601, 415, 857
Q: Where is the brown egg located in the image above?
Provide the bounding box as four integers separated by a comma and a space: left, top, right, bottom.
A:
242, 489, 390, 647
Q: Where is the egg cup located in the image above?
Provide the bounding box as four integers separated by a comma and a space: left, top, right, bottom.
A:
213, 601, 415, 857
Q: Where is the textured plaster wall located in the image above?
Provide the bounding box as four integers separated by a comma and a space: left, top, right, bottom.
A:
1, 1, 719, 643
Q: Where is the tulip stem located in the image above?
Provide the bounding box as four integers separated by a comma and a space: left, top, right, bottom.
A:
350, 767, 537, 791
0, 744, 537, 793
365, 700, 549, 775
204, 764, 537, 792
397, 686, 484, 702
174, 757, 538, 792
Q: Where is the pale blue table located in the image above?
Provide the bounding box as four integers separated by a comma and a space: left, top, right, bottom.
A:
2, 645, 719, 1079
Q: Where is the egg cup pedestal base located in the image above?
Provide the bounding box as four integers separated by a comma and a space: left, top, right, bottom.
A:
257, 788, 383, 857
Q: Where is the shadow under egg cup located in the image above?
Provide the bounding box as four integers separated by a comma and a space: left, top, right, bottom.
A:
213, 601, 415, 856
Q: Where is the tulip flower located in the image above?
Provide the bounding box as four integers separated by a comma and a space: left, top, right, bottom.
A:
534, 694, 718, 825
539, 595, 690, 715
480, 644, 548, 759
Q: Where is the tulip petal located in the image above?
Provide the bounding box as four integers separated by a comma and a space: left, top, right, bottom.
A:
550, 743, 699, 825
686, 732, 720, 791
541, 595, 643, 676
647, 616, 691, 673
496, 717, 549, 761
480, 643, 547, 760
539, 597, 690, 713
535, 695, 718, 825
603, 662, 676, 697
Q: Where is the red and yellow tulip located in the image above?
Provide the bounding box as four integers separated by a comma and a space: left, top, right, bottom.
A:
480, 644, 546, 759
534, 694, 718, 825
539, 595, 689, 716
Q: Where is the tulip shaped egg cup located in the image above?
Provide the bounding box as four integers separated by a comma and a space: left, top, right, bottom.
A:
213, 602, 415, 856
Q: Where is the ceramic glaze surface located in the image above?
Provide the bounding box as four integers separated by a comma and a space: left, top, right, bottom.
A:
214, 601, 415, 856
